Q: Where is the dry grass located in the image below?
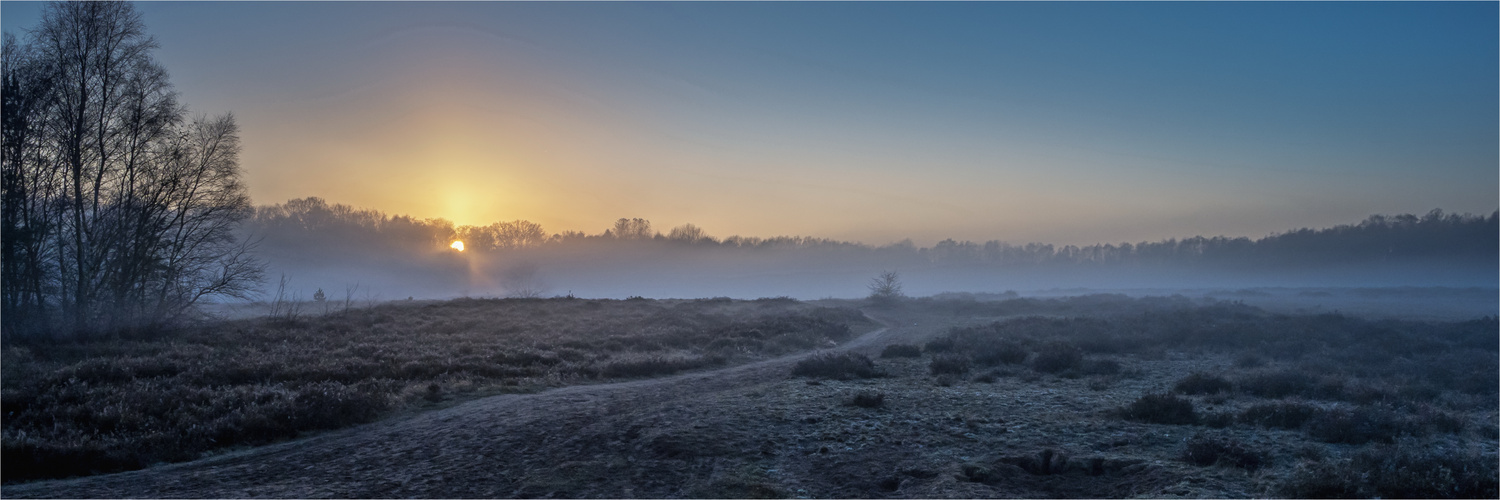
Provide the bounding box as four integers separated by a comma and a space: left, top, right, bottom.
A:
0, 297, 870, 483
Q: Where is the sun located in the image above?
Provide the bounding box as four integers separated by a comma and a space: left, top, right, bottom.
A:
450, 240, 465, 252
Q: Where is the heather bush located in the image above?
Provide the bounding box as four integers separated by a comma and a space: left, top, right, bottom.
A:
847, 390, 886, 408
1030, 342, 1082, 373
1180, 432, 1267, 471
1279, 441, 1499, 499
1174, 372, 1232, 395
1079, 358, 1122, 376
1119, 393, 1197, 425
1237, 370, 1317, 399
599, 355, 725, 378
1239, 401, 1322, 430
1304, 406, 1417, 444
929, 354, 972, 375
792, 353, 883, 380
923, 336, 956, 353
972, 340, 1028, 366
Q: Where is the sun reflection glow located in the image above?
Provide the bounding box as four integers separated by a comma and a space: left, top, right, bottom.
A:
450, 240, 465, 252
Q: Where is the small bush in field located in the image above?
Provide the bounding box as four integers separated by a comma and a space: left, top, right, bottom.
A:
973, 367, 1015, 383
1238, 370, 1316, 399
1030, 342, 1082, 373
1174, 372, 1232, 395
1199, 411, 1236, 428
1356, 442, 1499, 499
792, 353, 883, 380
1181, 432, 1267, 471
880, 344, 922, 358
1240, 401, 1321, 430
1279, 441, 1499, 499
972, 340, 1028, 366
1234, 353, 1266, 368
1304, 406, 1415, 444
1080, 358, 1122, 376
1119, 393, 1197, 425
929, 354, 972, 375
923, 337, 956, 353
601, 355, 724, 378
847, 390, 885, 408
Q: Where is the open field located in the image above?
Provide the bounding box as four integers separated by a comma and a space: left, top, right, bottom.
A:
1, 297, 871, 483
2, 294, 1496, 498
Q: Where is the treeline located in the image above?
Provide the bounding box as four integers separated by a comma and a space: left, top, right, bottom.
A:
1, 3, 259, 337
248, 197, 1496, 270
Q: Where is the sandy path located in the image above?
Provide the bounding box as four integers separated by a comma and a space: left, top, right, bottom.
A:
4, 313, 909, 498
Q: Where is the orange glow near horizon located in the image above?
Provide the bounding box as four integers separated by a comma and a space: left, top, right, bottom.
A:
450, 240, 465, 252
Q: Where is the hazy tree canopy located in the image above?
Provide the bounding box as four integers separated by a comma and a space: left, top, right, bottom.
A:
239, 201, 1494, 300
243, 199, 1497, 270
668, 223, 711, 243
612, 217, 654, 239
1, 2, 260, 337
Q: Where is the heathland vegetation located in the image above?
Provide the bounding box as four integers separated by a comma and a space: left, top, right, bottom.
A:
9, 294, 1492, 498
0, 297, 870, 483
868, 297, 1498, 498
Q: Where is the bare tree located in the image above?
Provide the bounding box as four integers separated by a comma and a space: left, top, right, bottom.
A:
667, 223, 708, 242
867, 270, 904, 307
1, 2, 262, 337
611, 217, 653, 240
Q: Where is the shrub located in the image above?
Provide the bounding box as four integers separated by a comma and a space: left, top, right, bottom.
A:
847, 390, 885, 408
972, 340, 1029, 366
1234, 353, 1266, 368
1279, 442, 1499, 499
1238, 370, 1316, 399
923, 337, 956, 353
1304, 406, 1415, 444
1180, 432, 1267, 471
929, 354, 972, 375
1119, 393, 1197, 425
1080, 358, 1122, 376
791, 353, 883, 380
973, 367, 1015, 383
599, 355, 723, 378
1356, 442, 1499, 499
1174, 372, 1232, 395
879, 344, 922, 358
291, 381, 392, 430
1030, 342, 1082, 373
1239, 401, 1321, 430
1200, 411, 1236, 429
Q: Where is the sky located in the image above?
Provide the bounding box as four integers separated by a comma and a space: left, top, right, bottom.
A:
3, 1, 1496, 246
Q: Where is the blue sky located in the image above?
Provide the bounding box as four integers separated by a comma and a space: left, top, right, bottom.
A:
4, 1, 1495, 245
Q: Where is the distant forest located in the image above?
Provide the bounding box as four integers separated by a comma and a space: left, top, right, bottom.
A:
249, 197, 1496, 270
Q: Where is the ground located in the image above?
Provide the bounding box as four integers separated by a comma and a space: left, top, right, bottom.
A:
3, 296, 1496, 498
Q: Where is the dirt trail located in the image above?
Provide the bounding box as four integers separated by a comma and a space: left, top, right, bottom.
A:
5, 312, 917, 498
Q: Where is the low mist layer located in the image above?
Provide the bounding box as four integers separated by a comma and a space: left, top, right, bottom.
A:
240, 198, 1497, 304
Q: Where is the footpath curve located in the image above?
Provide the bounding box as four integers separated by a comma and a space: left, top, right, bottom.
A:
6, 311, 915, 498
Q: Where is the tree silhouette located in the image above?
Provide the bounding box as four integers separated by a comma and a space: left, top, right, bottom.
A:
867, 270, 904, 307
612, 218, 653, 239
1, 2, 261, 337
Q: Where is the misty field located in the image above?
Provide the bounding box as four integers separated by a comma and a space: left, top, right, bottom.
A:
0, 297, 870, 483
2, 294, 1497, 498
